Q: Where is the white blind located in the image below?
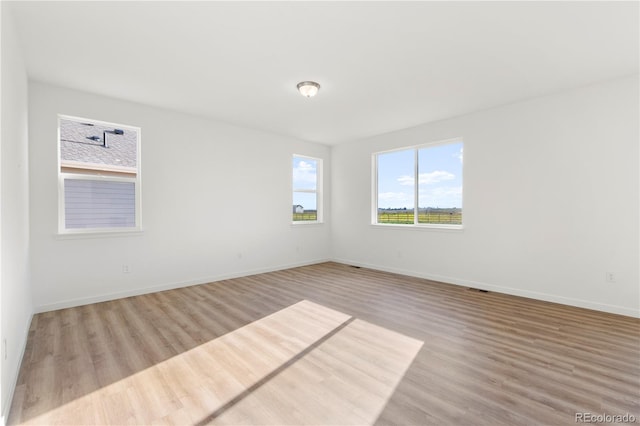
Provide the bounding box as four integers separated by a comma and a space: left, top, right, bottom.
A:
64, 179, 136, 229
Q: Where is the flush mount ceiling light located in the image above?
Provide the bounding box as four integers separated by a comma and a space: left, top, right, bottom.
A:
297, 81, 321, 98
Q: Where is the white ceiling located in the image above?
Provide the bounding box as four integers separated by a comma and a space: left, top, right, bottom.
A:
7, 1, 639, 145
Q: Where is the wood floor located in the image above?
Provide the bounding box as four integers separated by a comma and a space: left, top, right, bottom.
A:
8, 262, 640, 425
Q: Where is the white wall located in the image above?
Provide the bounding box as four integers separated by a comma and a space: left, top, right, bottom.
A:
29, 82, 331, 312
332, 75, 639, 317
1, 3, 33, 421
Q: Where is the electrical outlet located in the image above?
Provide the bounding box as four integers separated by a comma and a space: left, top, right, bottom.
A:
605, 272, 616, 283
122, 264, 130, 274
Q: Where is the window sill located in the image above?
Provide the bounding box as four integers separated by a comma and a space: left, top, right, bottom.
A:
291, 221, 324, 227
55, 229, 144, 240
370, 223, 464, 232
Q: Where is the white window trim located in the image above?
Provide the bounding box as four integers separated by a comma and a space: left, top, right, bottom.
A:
57, 114, 142, 235
292, 154, 323, 225
372, 137, 463, 229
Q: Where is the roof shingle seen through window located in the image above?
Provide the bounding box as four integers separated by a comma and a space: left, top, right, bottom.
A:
60, 119, 137, 169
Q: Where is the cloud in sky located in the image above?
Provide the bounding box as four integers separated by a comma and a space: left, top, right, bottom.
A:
293, 160, 317, 185
398, 170, 455, 186
297, 160, 314, 172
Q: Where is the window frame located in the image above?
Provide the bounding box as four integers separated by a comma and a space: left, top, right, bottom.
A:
372, 137, 463, 230
292, 154, 323, 225
57, 114, 142, 235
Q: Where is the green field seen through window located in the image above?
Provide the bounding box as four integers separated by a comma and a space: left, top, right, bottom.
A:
293, 211, 318, 221
377, 209, 462, 225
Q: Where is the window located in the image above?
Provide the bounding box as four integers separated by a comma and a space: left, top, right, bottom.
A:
58, 115, 141, 233
374, 139, 463, 227
292, 155, 322, 223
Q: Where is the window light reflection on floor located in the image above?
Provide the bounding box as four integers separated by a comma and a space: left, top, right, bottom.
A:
26, 300, 423, 425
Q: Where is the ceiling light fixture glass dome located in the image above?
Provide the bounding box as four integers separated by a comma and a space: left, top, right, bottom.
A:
297, 81, 321, 98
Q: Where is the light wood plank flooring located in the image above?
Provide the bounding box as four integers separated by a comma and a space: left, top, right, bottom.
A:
8, 262, 640, 425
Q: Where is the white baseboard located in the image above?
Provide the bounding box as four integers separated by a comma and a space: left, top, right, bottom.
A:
332, 258, 640, 318
35, 256, 639, 318
1, 312, 33, 426
35, 258, 330, 313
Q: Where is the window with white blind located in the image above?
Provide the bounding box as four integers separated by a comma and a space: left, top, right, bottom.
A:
58, 115, 141, 233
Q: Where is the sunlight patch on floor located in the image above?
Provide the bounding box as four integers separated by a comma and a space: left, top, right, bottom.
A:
208, 317, 424, 425
25, 300, 422, 425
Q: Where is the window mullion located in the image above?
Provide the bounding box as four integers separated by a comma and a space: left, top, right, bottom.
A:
414, 148, 419, 225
